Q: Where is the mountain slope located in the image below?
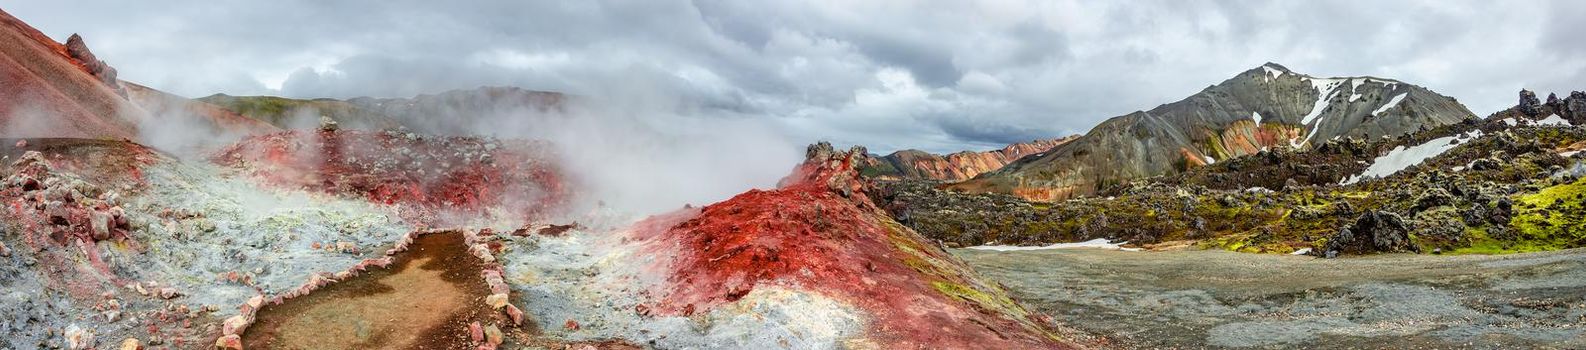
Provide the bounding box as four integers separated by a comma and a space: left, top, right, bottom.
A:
1, 8, 277, 148
199, 86, 566, 135
955, 63, 1475, 201
858, 136, 1077, 181
0, 8, 143, 139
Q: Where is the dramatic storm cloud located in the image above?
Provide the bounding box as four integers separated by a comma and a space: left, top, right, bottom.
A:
6, 0, 1585, 153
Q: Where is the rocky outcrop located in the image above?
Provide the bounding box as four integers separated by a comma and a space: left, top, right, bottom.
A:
1519, 89, 1542, 116
1323, 211, 1417, 257
955, 63, 1476, 201
1567, 91, 1586, 124
63, 34, 123, 97
858, 136, 1077, 181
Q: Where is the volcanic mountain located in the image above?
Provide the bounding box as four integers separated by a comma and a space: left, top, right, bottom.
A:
857, 136, 1078, 181
954, 63, 1476, 201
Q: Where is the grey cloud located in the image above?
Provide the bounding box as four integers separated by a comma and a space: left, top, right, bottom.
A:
4, 0, 1586, 154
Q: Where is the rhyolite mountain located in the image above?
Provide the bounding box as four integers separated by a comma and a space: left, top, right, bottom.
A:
858, 136, 1078, 181
954, 63, 1476, 201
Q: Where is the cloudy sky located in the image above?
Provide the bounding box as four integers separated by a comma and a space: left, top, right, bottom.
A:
5, 0, 1584, 153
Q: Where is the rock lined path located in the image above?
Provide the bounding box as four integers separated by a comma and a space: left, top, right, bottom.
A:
957, 248, 1586, 349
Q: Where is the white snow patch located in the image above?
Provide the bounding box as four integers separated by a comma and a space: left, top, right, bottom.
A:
1562, 150, 1582, 157
1290, 248, 1312, 255
1341, 130, 1484, 185
1371, 93, 1408, 116
1502, 118, 1518, 126
1252, 112, 1263, 126
1205, 155, 1217, 164
968, 238, 1141, 252
1300, 78, 1345, 125
1537, 114, 1572, 126
1244, 187, 1274, 194
1263, 66, 1286, 80
1348, 78, 1365, 102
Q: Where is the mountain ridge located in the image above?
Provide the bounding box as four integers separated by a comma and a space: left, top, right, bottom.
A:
857, 136, 1078, 181
954, 63, 1476, 201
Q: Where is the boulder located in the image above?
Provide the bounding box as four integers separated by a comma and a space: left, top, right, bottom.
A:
214, 334, 243, 350
1412, 188, 1454, 213
119, 338, 141, 350
1323, 211, 1418, 256
319, 115, 339, 132
64, 324, 94, 350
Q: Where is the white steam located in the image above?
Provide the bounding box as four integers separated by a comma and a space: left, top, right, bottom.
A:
472, 98, 802, 218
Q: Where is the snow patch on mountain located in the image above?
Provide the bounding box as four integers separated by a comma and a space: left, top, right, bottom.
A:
1342, 130, 1484, 185
1372, 93, 1408, 116
1263, 66, 1286, 81
1537, 114, 1572, 126
1301, 78, 1345, 126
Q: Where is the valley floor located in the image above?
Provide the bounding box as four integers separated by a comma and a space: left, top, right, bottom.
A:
957, 248, 1586, 349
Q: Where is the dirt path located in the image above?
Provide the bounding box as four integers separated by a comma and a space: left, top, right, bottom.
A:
244, 233, 491, 350
956, 248, 1586, 349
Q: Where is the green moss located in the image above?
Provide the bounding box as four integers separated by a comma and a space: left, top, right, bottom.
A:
931, 281, 1024, 316
1457, 178, 1586, 254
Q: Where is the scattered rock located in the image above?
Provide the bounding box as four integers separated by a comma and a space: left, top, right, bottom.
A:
504, 304, 524, 326
485, 293, 508, 309
118, 338, 141, 350
63, 324, 93, 350
469, 322, 484, 342
221, 315, 249, 335
157, 287, 180, 299
319, 116, 339, 132
214, 334, 243, 350
484, 324, 503, 346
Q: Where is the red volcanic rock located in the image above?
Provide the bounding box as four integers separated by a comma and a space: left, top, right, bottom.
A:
212, 130, 569, 225
504, 304, 524, 326
469, 322, 484, 342
630, 142, 1072, 348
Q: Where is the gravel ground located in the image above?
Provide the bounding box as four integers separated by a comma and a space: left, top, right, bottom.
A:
955, 248, 1586, 349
